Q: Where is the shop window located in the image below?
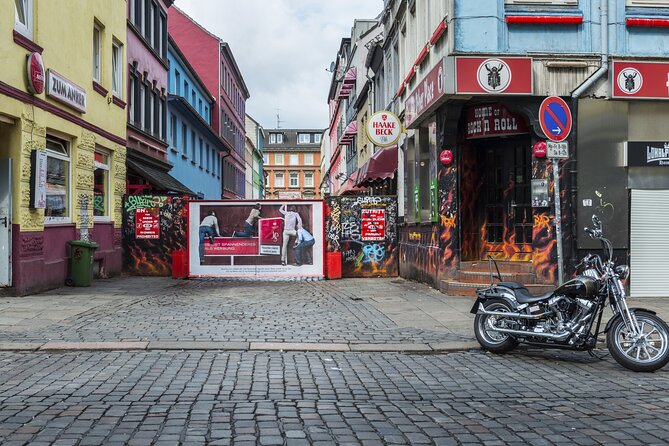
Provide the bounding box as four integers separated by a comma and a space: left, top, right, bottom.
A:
275, 153, 284, 165
45, 137, 71, 223
93, 24, 102, 82
289, 172, 299, 188
94, 148, 111, 220
14, 0, 33, 38
304, 153, 314, 165
112, 40, 123, 97
289, 153, 299, 165
275, 172, 284, 188
304, 172, 314, 188
418, 121, 438, 223
405, 137, 417, 223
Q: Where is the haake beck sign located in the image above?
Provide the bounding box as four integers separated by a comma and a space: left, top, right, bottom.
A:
366, 111, 401, 147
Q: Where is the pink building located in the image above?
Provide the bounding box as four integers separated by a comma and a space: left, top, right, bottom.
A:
168, 7, 249, 199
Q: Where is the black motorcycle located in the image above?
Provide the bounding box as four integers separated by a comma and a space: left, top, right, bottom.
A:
472, 215, 669, 372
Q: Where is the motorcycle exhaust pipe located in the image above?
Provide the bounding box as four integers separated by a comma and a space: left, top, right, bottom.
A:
490, 327, 571, 341
477, 304, 549, 320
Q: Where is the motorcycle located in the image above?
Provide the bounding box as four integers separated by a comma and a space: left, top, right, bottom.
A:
472, 215, 669, 372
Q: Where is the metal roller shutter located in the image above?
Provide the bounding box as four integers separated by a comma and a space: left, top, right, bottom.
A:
630, 189, 669, 297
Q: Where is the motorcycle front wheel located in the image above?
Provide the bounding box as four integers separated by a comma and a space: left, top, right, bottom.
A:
474, 299, 518, 354
607, 311, 669, 372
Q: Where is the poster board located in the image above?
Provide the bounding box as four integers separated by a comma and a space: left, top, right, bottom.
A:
188, 200, 324, 278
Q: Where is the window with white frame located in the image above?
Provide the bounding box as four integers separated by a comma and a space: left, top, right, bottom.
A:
505, 0, 577, 4
289, 153, 299, 165
94, 148, 111, 219
274, 153, 284, 165
93, 24, 102, 82
314, 134, 322, 144
14, 0, 32, 38
304, 153, 314, 165
289, 172, 299, 188
275, 172, 284, 187
270, 133, 276, 144
298, 133, 310, 144
45, 137, 71, 223
626, 0, 669, 5
112, 40, 123, 97
304, 172, 314, 188
263, 153, 269, 164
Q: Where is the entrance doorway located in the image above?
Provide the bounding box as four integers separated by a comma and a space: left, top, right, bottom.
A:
461, 137, 533, 261
0, 159, 11, 286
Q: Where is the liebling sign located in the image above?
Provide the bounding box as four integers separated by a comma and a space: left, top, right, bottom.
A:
366, 111, 402, 147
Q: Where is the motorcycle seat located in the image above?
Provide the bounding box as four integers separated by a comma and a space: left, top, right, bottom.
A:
498, 282, 554, 304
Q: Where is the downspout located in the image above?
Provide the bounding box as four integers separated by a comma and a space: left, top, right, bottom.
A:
568, 0, 609, 269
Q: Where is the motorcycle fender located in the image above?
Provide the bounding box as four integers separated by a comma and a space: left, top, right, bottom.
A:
470, 297, 483, 315
604, 308, 657, 333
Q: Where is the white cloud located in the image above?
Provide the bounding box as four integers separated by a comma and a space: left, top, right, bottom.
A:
172, 0, 382, 130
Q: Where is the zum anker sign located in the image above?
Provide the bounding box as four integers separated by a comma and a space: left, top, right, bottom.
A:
627, 141, 669, 167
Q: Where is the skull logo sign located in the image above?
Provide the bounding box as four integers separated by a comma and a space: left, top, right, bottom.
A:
617, 68, 643, 95
477, 58, 512, 93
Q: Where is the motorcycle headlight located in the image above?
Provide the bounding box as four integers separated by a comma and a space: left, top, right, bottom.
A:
615, 265, 629, 280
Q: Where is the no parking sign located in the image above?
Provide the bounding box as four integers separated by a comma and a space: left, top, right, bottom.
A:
539, 96, 572, 142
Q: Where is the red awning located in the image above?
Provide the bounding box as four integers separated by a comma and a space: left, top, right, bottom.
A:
339, 121, 357, 143
342, 67, 357, 85
338, 176, 367, 195
355, 145, 398, 187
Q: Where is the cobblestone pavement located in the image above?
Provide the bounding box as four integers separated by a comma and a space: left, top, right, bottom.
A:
0, 278, 473, 345
0, 349, 668, 445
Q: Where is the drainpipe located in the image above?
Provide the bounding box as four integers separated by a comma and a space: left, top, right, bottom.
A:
568, 0, 609, 269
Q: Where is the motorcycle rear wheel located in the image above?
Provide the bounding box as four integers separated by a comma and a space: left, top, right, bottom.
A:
607, 311, 669, 372
474, 299, 518, 354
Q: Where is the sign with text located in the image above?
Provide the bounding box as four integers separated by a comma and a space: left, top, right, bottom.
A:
46, 69, 87, 113
547, 141, 569, 159
361, 209, 386, 241
135, 208, 160, 239
366, 111, 402, 147
26, 52, 45, 95
30, 150, 47, 209
456, 57, 533, 95
612, 61, 669, 99
405, 60, 445, 127
627, 141, 669, 167
258, 217, 284, 255
204, 238, 259, 256
465, 104, 529, 139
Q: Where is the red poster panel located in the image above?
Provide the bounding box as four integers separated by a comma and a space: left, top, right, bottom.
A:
135, 208, 160, 239
258, 217, 284, 255
204, 238, 259, 256
456, 57, 533, 95
612, 61, 669, 99
361, 209, 386, 241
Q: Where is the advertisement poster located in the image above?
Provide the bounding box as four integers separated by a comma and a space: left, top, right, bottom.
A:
135, 208, 160, 239
189, 200, 324, 278
361, 209, 386, 241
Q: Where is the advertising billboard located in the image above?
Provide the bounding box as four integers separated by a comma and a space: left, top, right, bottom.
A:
189, 200, 324, 278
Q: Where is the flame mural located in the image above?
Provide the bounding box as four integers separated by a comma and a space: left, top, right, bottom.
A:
437, 163, 459, 278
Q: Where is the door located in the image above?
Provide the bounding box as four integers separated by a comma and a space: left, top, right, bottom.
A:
0, 159, 11, 286
481, 141, 532, 260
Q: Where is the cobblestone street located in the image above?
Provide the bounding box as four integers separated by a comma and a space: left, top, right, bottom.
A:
1, 278, 669, 445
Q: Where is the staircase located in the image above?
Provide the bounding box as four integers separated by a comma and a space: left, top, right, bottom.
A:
440, 261, 555, 297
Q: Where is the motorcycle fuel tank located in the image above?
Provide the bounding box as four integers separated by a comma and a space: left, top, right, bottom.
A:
554, 276, 598, 299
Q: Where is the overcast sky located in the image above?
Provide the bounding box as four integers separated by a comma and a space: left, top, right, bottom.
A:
173, 0, 382, 130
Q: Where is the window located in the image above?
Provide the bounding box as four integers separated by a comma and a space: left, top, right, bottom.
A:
289, 172, 299, 188
289, 154, 299, 165
184, 80, 189, 98
314, 134, 322, 144
14, 0, 32, 38
198, 99, 203, 114
129, 0, 135, 23
45, 137, 70, 223
181, 123, 187, 155
263, 153, 269, 164
129, 74, 136, 123
270, 133, 276, 144
304, 153, 314, 165
94, 148, 111, 220
277, 133, 283, 144
505, 0, 577, 3
191, 131, 196, 161
93, 24, 102, 82
174, 70, 181, 96
139, 82, 146, 128
206, 144, 211, 171
304, 172, 314, 188
149, 2, 156, 48
112, 41, 122, 97
158, 13, 166, 58
199, 138, 204, 167
274, 153, 284, 165
298, 133, 310, 144
626, 0, 669, 5
275, 172, 284, 187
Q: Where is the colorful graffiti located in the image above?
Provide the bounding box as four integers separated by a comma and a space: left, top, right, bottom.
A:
122, 196, 189, 276
438, 163, 459, 278
325, 196, 398, 278
531, 155, 558, 283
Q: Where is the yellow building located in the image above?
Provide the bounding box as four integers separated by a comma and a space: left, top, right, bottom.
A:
0, 0, 127, 294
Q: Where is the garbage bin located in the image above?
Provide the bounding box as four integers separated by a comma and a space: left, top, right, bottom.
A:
326, 251, 342, 280
68, 240, 99, 287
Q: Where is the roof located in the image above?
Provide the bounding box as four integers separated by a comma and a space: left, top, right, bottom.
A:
126, 158, 195, 195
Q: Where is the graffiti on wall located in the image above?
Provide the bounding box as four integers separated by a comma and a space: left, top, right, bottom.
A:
438, 163, 459, 278
122, 196, 189, 276
326, 196, 398, 278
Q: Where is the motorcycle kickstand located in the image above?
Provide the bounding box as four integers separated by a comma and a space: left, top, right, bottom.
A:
587, 349, 609, 360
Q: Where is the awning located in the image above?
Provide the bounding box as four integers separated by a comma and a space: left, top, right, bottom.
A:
355, 145, 398, 187
338, 176, 367, 195
127, 158, 195, 195
336, 67, 357, 100
339, 121, 357, 144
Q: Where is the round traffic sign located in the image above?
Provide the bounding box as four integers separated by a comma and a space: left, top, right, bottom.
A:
539, 96, 572, 142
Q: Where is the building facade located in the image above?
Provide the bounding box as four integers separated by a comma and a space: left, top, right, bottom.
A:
245, 115, 265, 200
0, 0, 127, 294
168, 7, 250, 199
264, 129, 323, 200
167, 37, 228, 199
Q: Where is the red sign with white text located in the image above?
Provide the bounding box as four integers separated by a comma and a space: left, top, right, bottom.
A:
361, 209, 386, 241
612, 61, 669, 99
258, 217, 284, 255
204, 238, 259, 256
456, 57, 533, 95
135, 208, 160, 239
465, 104, 529, 139
405, 61, 445, 127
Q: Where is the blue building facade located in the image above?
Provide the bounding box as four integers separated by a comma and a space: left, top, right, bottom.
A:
166, 37, 228, 199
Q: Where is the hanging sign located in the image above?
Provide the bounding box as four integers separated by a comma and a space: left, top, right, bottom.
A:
361, 209, 386, 241
456, 57, 533, 95
465, 104, 529, 139
26, 52, 45, 95
366, 111, 402, 147
135, 208, 160, 239
612, 61, 669, 99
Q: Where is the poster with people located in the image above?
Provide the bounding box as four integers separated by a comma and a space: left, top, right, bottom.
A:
188, 200, 324, 278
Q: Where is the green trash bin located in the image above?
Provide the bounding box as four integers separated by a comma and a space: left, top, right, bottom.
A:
68, 240, 99, 287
